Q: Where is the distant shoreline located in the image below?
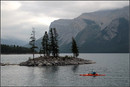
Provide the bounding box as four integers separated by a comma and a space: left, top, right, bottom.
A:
1, 52, 129, 55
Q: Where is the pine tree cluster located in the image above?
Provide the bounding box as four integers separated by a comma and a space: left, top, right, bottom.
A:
1, 44, 32, 54
41, 28, 59, 57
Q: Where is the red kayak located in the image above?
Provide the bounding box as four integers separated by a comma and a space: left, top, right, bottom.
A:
80, 73, 105, 76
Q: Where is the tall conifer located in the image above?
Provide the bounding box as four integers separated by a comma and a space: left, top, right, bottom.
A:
42, 31, 50, 56
29, 28, 37, 59
49, 28, 59, 57
72, 37, 79, 58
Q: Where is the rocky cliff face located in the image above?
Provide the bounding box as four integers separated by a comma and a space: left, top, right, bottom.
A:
50, 18, 87, 46
78, 6, 129, 30
77, 18, 129, 53
35, 6, 129, 53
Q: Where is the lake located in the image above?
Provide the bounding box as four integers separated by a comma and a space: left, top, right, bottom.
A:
1, 53, 129, 86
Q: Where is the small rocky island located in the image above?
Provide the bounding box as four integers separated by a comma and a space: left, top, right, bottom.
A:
1, 29, 95, 66
20, 56, 95, 66
18, 29, 95, 67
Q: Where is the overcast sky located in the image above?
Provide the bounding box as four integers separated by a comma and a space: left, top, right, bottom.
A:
1, 1, 129, 42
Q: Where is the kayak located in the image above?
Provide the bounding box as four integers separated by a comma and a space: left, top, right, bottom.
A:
80, 73, 105, 76
80, 74, 105, 76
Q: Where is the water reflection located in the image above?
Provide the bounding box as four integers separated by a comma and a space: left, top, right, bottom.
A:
26, 67, 36, 85
50, 66, 59, 73
44, 66, 59, 73
24, 66, 60, 86
41, 66, 59, 86
72, 65, 79, 72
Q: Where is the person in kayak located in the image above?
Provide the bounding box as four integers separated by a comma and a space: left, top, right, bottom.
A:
92, 71, 96, 75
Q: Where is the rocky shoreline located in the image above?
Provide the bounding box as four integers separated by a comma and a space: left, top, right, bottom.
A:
0, 63, 19, 66
0, 63, 6, 66
19, 56, 95, 66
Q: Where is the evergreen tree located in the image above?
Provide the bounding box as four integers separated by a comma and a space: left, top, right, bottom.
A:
41, 34, 46, 56
53, 28, 59, 57
29, 28, 37, 60
49, 28, 59, 57
49, 28, 55, 57
41, 31, 50, 56
39, 48, 42, 57
72, 37, 79, 58
1, 44, 32, 54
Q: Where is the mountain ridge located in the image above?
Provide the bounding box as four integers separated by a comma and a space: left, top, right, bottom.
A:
29, 6, 129, 53
1, 38, 27, 46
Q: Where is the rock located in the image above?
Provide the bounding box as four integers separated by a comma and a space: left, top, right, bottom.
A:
0, 63, 5, 66
20, 62, 27, 66
46, 63, 52, 66
54, 60, 58, 64
27, 61, 34, 66
43, 61, 47, 64
38, 63, 43, 66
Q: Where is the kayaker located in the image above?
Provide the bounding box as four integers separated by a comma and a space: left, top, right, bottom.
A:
92, 71, 96, 75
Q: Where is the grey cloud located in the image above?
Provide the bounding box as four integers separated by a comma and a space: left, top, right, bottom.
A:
19, 1, 129, 18
1, 1, 129, 43
2, 21, 48, 41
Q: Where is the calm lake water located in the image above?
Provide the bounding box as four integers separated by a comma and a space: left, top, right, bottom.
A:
1, 53, 129, 86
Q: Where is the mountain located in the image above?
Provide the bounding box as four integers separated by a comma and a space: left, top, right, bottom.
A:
1, 38, 27, 46
75, 18, 129, 53
34, 6, 129, 53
